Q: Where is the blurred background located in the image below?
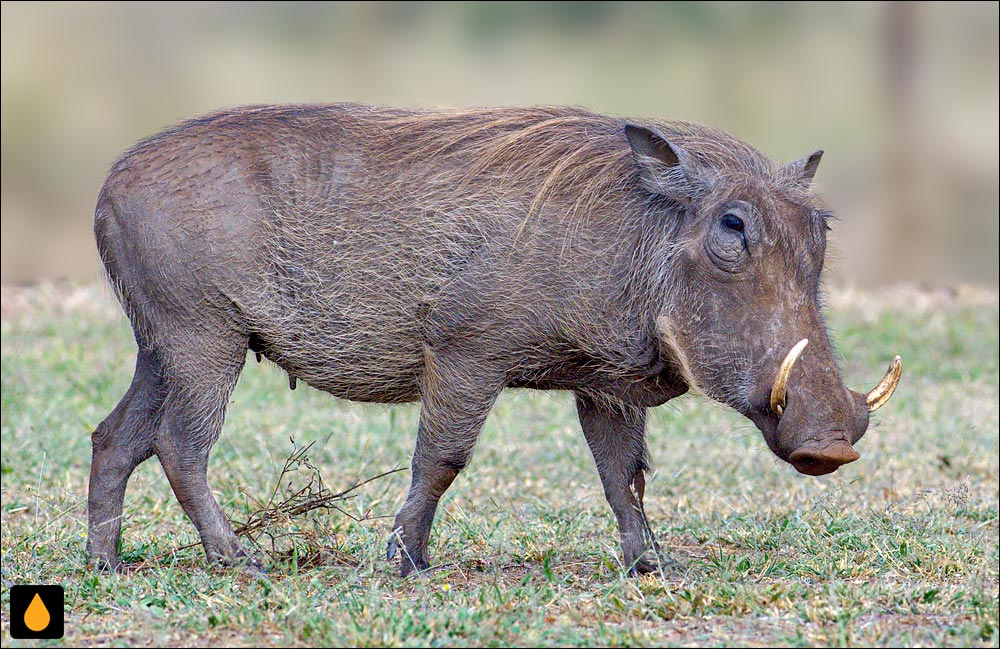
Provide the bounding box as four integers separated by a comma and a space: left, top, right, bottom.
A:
2, 1, 997, 287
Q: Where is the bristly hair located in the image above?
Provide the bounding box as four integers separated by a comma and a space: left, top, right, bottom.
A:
336, 105, 802, 223
120, 103, 816, 229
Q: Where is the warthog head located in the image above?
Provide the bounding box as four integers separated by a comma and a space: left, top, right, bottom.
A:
626, 123, 901, 475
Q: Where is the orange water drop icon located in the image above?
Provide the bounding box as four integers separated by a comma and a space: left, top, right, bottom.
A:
24, 592, 51, 632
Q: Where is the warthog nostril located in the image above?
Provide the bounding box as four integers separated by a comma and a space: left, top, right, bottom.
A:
788, 440, 860, 476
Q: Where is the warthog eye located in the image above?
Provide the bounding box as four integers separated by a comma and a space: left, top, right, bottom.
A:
721, 213, 745, 233
708, 205, 752, 267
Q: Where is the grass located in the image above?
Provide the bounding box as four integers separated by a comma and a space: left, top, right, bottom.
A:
1, 282, 997, 647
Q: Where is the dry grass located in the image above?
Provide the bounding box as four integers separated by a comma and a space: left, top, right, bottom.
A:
1, 281, 997, 647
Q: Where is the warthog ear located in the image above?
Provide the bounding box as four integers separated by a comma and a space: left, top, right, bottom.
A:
784, 149, 824, 187
624, 124, 699, 204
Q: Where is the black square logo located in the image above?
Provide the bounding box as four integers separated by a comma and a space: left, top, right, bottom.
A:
9, 585, 64, 639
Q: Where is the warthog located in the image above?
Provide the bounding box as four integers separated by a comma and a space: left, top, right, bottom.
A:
89, 104, 901, 575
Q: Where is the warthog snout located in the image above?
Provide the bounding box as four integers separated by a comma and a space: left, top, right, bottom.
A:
788, 439, 860, 476
760, 339, 901, 477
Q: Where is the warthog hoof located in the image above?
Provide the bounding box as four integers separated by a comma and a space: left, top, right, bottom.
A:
629, 549, 686, 577
386, 535, 431, 577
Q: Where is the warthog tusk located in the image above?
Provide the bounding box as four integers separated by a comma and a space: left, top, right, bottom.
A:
770, 338, 809, 416
866, 355, 902, 412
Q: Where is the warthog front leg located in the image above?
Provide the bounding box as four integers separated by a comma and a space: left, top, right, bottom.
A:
575, 393, 683, 576
389, 346, 503, 576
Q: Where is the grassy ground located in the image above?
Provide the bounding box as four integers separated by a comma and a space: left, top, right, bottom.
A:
1, 282, 997, 647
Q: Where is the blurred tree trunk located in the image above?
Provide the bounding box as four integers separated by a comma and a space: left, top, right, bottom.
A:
883, 1, 921, 283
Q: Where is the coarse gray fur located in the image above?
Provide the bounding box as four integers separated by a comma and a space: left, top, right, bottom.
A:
89, 104, 873, 576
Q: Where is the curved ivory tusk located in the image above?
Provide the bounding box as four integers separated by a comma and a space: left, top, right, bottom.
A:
770, 338, 809, 416
866, 355, 902, 412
